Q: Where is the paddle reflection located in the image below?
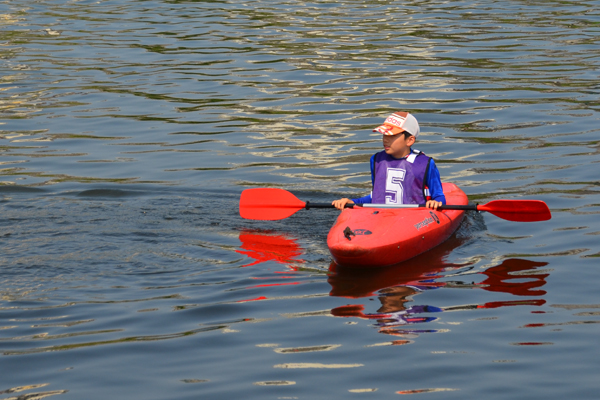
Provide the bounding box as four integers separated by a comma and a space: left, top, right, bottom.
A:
234, 229, 307, 303
236, 229, 304, 269
328, 238, 549, 340
479, 258, 548, 297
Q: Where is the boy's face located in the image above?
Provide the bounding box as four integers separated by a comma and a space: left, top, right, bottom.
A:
382, 128, 415, 159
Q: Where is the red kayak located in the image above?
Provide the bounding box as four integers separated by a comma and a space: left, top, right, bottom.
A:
327, 183, 468, 268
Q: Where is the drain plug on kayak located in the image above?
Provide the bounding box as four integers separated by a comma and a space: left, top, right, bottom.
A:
343, 226, 355, 241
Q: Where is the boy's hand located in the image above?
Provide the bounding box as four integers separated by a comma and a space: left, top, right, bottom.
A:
332, 198, 354, 210
425, 200, 442, 210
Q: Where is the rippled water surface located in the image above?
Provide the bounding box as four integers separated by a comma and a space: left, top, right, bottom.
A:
1, 1, 600, 399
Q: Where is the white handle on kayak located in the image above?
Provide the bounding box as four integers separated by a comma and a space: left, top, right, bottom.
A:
359, 204, 422, 209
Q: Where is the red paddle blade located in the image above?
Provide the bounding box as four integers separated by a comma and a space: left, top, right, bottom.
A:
478, 200, 551, 222
239, 188, 306, 220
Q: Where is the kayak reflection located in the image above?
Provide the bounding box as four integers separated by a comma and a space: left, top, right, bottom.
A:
329, 236, 464, 337
328, 239, 549, 338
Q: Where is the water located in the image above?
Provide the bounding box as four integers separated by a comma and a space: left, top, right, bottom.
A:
1, 0, 600, 398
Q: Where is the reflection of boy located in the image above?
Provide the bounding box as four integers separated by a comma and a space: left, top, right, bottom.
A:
332, 111, 446, 210
374, 286, 442, 327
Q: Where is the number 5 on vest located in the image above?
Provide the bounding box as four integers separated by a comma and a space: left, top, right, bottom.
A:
385, 168, 406, 204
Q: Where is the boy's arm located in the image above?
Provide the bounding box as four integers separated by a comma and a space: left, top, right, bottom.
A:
426, 160, 446, 205
351, 193, 372, 204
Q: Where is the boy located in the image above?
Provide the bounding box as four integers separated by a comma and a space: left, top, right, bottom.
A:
332, 111, 445, 210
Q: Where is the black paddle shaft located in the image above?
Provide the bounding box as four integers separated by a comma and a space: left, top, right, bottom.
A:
304, 202, 478, 211
304, 201, 343, 209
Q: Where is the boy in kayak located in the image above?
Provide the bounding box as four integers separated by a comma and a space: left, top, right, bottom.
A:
332, 111, 445, 210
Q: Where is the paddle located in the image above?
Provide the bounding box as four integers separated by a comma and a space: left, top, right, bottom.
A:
239, 188, 551, 222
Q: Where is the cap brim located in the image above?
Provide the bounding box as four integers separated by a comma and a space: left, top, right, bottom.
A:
373, 125, 405, 135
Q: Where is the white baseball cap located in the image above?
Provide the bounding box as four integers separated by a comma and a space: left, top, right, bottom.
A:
373, 111, 420, 138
